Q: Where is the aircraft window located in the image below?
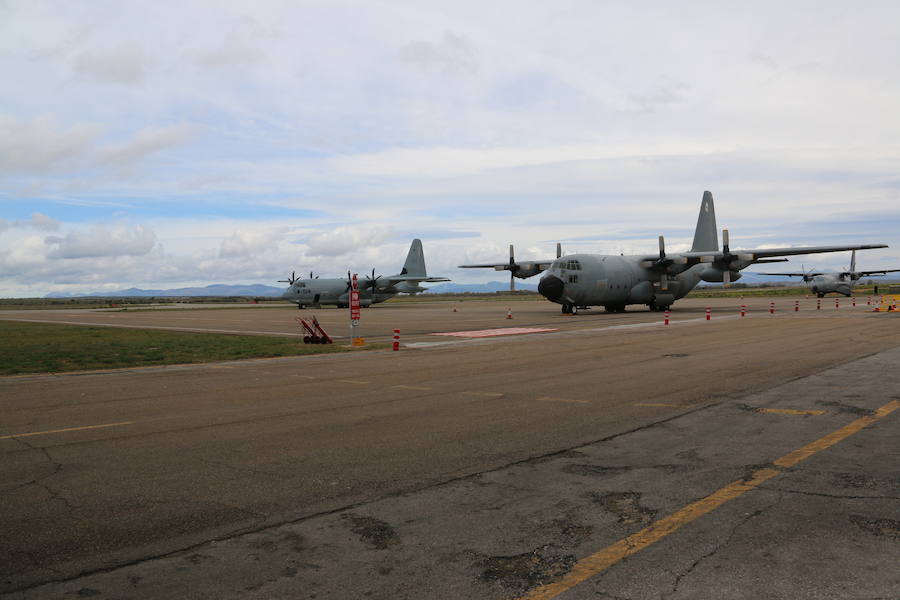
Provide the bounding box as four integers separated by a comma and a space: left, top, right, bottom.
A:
565, 260, 581, 271
298, 283, 305, 288
568, 274, 579, 283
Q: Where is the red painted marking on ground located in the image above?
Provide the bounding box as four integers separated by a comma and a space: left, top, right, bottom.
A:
431, 327, 558, 338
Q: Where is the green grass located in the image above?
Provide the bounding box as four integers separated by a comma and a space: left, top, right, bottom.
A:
0, 321, 368, 376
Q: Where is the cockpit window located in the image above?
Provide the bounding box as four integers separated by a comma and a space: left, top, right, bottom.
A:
565, 260, 581, 271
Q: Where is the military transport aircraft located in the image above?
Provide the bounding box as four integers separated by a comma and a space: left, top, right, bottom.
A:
281, 239, 449, 309
758, 250, 900, 297
460, 191, 888, 314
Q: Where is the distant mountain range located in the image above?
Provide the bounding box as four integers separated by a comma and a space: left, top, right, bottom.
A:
45, 284, 286, 298
43, 273, 897, 299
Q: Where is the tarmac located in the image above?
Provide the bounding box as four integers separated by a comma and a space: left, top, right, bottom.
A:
1, 297, 898, 599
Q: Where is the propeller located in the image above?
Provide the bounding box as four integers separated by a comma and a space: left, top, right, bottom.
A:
278, 271, 300, 285
365, 267, 383, 294
639, 235, 681, 291
508, 244, 518, 292
556, 242, 562, 259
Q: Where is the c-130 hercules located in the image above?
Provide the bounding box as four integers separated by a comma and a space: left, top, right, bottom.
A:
280, 239, 449, 309
758, 250, 900, 297
460, 192, 888, 314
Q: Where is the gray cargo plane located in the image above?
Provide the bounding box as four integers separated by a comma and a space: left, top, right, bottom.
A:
281, 239, 449, 309
460, 191, 888, 313
758, 250, 900, 297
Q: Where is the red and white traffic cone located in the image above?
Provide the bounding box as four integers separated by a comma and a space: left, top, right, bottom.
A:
769, 301, 775, 315
392, 329, 400, 351
740, 305, 746, 318
852, 297, 856, 307
664, 310, 670, 325
506, 308, 513, 319
817, 299, 821, 310
705, 307, 711, 321
835, 298, 840, 309
794, 300, 799, 312
452, 305, 457, 312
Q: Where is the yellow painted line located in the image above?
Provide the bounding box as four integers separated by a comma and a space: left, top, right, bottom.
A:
516, 399, 900, 600
536, 396, 590, 404
757, 408, 826, 416
0, 421, 135, 441
337, 379, 368, 385
392, 385, 432, 391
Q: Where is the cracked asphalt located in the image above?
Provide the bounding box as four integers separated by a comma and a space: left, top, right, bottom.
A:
1, 299, 899, 599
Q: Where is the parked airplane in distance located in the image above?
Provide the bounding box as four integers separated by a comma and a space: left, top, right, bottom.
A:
281, 239, 449, 309
758, 250, 900, 297
460, 191, 888, 314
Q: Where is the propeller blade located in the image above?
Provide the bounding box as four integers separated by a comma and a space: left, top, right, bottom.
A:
556, 242, 562, 259
722, 228, 730, 254
660, 273, 668, 291
658, 235, 666, 259
510, 270, 515, 292
723, 269, 731, 286
509, 244, 515, 267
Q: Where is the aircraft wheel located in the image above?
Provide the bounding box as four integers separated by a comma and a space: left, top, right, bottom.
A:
561, 304, 572, 314
604, 305, 614, 313
571, 305, 578, 315
298, 304, 306, 310
817, 293, 825, 298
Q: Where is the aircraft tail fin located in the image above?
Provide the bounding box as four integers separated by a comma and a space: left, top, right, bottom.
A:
400, 238, 427, 278
691, 191, 719, 252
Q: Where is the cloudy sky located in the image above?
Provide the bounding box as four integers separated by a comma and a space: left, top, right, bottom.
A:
2, 1, 900, 297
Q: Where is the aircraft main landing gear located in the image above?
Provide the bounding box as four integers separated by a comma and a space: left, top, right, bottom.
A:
562, 303, 578, 315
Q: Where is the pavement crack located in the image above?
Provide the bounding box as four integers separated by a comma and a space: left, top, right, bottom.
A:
664, 491, 784, 599
4, 437, 79, 513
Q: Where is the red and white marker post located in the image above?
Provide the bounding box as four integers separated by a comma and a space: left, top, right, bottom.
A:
664, 310, 670, 325
769, 301, 775, 315
794, 300, 799, 312
349, 273, 364, 347
392, 329, 400, 351
817, 299, 821, 310
740, 304, 746, 318
705, 306, 711, 321
835, 297, 840, 309
852, 297, 856, 307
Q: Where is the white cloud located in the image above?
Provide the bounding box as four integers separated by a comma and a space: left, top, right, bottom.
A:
45, 224, 157, 259
98, 124, 194, 167
306, 226, 394, 257
399, 31, 477, 75
73, 44, 147, 85
0, 115, 100, 174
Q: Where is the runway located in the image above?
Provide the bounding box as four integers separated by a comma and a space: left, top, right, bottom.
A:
1, 298, 898, 598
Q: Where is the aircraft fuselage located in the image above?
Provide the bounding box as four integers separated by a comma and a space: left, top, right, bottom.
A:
282, 278, 396, 308
537, 254, 705, 311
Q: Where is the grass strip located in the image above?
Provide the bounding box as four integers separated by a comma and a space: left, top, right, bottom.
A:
0, 321, 367, 376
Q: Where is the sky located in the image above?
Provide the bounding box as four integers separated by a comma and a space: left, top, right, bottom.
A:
2, 0, 900, 297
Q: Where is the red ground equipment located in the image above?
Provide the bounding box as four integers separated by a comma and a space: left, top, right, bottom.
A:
296, 316, 333, 344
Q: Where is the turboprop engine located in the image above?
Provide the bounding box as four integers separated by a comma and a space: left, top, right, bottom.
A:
699, 267, 743, 283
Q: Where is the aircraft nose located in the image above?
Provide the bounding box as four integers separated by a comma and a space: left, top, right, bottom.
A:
538, 273, 565, 302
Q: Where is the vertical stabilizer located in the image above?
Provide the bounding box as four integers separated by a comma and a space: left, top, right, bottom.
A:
691, 191, 719, 252
401, 238, 427, 277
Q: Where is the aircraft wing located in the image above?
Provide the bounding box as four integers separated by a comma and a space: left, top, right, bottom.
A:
385, 276, 451, 283
680, 243, 888, 262
755, 272, 823, 277
854, 269, 900, 277
458, 260, 554, 271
